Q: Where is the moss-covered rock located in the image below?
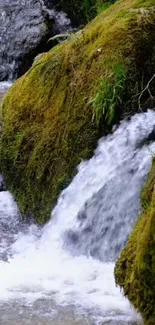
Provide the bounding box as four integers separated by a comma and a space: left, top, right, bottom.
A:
1, 0, 155, 223
115, 159, 155, 325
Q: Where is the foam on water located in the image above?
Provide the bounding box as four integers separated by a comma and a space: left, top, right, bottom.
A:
0, 81, 12, 90
1, 110, 155, 323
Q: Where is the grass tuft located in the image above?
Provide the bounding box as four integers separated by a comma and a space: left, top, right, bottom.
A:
90, 64, 126, 127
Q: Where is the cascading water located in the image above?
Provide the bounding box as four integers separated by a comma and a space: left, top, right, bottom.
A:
1, 110, 155, 324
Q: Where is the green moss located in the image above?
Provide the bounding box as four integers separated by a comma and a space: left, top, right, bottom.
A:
1, 0, 155, 223
115, 159, 155, 325
134, 0, 155, 7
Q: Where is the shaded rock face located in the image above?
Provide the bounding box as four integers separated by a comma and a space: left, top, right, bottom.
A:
0, 0, 72, 81
0, 175, 6, 192
43, 0, 89, 27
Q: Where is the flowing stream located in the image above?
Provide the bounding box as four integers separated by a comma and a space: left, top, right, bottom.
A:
1, 84, 155, 324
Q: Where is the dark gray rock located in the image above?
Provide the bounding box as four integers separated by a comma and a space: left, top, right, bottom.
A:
0, 175, 6, 191
43, 0, 90, 27
0, 0, 72, 80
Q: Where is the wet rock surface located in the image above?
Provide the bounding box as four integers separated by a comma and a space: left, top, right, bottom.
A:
0, 0, 72, 80
43, 0, 88, 27
0, 175, 6, 192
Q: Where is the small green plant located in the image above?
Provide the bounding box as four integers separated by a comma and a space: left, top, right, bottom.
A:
81, 0, 96, 21
90, 64, 126, 126
72, 0, 117, 22
48, 30, 84, 45
95, 0, 116, 14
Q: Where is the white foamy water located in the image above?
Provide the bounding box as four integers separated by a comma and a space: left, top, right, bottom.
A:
0, 81, 12, 90
1, 110, 155, 324
0, 81, 12, 104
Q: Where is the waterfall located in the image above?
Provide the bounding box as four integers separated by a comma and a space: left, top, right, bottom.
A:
1, 110, 155, 324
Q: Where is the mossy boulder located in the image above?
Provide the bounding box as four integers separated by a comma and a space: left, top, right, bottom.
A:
115, 159, 155, 325
1, 0, 155, 223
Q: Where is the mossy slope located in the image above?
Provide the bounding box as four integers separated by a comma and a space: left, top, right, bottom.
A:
115, 159, 155, 325
1, 0, 155, 223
